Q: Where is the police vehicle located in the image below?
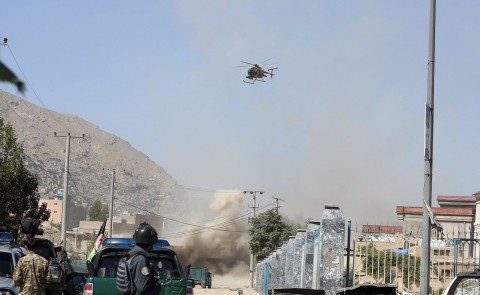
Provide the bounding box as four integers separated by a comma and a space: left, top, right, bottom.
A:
0, 233, 27, 295
83, 238, 192, 295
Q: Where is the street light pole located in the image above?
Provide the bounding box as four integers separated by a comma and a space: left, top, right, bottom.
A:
421, 1, 436, 294
243, 190, 264, 288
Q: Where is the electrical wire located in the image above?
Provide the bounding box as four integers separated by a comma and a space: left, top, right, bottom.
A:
175, 185, 242, 194
165, 200, 276, 231
161, 201, 278, 239
116, 198, 248, 233
5, 43, 69, 134
2, 42, 272, 228
1, 41, 88, 197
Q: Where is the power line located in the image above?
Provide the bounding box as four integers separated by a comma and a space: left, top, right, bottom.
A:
116, 199, 247, 233
165, 199, 276, 233
5, 42, 69, 133
175, 185, 242, 194
123, 200, 277, 239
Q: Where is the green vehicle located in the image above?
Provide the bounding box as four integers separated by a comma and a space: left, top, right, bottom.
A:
189, 267, 213, 288
83, 238, 192, 295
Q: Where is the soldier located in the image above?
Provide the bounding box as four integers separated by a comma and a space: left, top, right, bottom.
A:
121, 222, 161, 294
13, 238, 52, 295
18, 209, 40, 243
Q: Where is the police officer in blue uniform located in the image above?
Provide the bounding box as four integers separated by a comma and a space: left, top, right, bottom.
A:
128, 222, 161, 294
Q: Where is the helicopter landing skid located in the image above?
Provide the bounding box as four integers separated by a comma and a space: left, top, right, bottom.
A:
243, 79, 265, 84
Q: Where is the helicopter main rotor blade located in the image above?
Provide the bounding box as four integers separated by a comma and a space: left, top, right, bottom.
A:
241, 61, 255, 66
260, 58, 272, 64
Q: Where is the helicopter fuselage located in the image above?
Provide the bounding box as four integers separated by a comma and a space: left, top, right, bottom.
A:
247, 65, 267, 80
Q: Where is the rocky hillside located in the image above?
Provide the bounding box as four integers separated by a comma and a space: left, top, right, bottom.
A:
0, 90, 181, 223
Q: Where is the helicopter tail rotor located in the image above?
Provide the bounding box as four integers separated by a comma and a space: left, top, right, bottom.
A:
267, 67, 278, 78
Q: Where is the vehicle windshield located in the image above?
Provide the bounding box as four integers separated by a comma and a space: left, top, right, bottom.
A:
452, 277, 480, 295
96, 251, 181, 279
37, 242, 54, 260
0, 252, 13, 277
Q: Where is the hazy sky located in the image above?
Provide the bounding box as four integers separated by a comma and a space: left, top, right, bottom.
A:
1, 1, 480, 225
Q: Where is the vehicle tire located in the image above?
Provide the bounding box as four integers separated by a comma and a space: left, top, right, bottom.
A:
207, 284, 211, 289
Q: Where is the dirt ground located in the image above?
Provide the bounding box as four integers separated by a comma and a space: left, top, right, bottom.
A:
192, 274, 260, 295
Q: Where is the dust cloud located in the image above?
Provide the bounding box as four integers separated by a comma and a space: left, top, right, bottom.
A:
174, 191, 250, 275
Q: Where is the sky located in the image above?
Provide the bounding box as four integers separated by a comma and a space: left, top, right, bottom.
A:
1, 1, 480, 226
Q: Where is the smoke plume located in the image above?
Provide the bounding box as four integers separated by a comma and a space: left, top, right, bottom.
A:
174, 191, 250, 275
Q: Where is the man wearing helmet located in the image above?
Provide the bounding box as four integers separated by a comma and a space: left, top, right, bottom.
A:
18, 209, 40, 243
127, 222, 161, 294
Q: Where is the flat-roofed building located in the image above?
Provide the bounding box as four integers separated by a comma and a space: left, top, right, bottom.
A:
39, 198, 63, 224
396, 195, 476, 239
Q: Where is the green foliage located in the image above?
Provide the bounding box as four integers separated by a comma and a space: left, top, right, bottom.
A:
88, 199, 109, 221
248, 209, 294, 261
361, 243, 421, 286
0, 61, 25, 93
0, 118, 50, 235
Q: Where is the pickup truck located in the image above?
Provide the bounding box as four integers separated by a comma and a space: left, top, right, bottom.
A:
189, 267, 213, 288
82, 238, 192, 295
443, 268, 480, 295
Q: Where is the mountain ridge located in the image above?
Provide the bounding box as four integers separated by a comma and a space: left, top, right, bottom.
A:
0, 90, 180, 225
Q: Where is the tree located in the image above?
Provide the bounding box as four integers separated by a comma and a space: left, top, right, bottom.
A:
88, 199, 109, 221
0, 118, 50, 235
248, 209, 294, 260
0, 61, 25, 93
361, 243, 421, 286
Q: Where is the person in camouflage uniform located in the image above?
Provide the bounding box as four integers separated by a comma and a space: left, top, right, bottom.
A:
18, 209, 40, 244
13, 238, 52, 295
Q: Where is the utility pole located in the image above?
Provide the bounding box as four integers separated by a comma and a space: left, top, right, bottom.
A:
271, 196, 284, 213
108, 169, 115, 238
243, 190, 264, 288
421, 1, 436, 295
55, 132, 84, 247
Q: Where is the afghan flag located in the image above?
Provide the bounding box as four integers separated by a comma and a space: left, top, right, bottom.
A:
87, 220, 107, 261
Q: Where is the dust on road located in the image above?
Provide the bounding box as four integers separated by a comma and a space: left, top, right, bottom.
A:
192, 274, 260, 295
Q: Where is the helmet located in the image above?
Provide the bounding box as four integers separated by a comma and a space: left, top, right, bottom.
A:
24, 209, 34, 218
134, 222, 158, 245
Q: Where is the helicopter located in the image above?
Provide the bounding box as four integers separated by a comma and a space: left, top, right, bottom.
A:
240, 61, 278, 84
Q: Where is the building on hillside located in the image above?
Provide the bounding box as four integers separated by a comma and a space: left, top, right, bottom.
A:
39, 197, 63, 224
39, 195, 87, 229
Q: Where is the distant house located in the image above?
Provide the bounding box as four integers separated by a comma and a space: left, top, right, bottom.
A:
396, 194, 478, 239
39, 197, 63, 224
67, 214, 164, 253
